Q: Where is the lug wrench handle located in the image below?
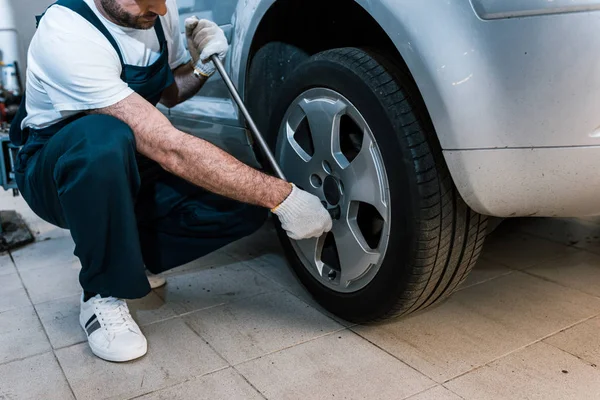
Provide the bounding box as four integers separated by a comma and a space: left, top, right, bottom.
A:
211, 55, 338, 219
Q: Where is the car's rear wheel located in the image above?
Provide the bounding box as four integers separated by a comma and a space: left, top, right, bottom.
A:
268, 47, 488, 323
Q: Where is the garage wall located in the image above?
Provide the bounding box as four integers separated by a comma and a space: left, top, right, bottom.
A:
11, 0, 53, 70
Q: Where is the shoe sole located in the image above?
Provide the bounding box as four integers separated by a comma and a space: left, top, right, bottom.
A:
148, 278, 166, 289
88, 342, 147, 363
79, 311, 148, 363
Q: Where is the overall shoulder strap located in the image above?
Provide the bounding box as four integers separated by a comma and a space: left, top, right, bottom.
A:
37, 0, 125, 65
154, 17, 167, 51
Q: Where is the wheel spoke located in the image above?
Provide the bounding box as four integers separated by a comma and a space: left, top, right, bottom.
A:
279, 129, 320, 194
294, 236, 325, 276
341, 135, 388, 222
332, 220, 380, 286
299, 98, 346, 160
276, 87, 392, 293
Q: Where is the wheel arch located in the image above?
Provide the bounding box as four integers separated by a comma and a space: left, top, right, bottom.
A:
229, 0, 491, 213
230, 0, 453, 134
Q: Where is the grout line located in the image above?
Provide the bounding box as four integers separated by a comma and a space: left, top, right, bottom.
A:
440, 312, 600, 384
454, 269, 515, 292
232, 366, 269, 400
124, 365, 232, 400
441, 384, 467, 400
543, 341, 599, 367
240, 256, 355, 328
401, 384, 459, 400
7, 250, 78, 400
350, 328, 442, 383
182, 318, 232, 368
511, 224, 597, 255
0, 350, 54, 367
53, 340, 87, 352
28, 292, 82, 308
518, 268, 600, 302
232, 327, 349, 368
159, 288, 282, 323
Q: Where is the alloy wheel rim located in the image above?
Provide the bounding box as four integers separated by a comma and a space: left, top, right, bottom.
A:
276, 88, 391, 293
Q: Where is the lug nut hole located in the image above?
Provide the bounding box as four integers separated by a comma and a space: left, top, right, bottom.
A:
328, 270, 337, 280
310, 174, 323, 188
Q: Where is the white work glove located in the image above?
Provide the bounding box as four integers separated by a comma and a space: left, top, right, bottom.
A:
272, 184, 333, 240
185, 16, 228, 77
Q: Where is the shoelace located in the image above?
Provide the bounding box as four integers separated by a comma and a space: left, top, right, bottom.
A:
94, 297, 135, 335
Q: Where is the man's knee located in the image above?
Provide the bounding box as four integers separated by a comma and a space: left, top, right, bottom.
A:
68, 115, 136, 153
54, 115, 139, 184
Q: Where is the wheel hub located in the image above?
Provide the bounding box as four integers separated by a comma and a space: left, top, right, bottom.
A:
275, 88, 391, 293
323, 175, 342, 206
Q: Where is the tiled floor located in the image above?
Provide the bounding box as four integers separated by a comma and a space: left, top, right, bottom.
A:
2, 190, 600, 400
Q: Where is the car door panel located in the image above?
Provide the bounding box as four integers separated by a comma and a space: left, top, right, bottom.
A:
168, 0, 259, 168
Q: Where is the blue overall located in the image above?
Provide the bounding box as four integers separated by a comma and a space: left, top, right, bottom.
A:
10, 0, 267, 299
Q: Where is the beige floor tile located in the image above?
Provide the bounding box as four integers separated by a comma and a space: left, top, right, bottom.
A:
20, 262, 81, 304
245, 252, 304, 294
406, 386, 464, 400
0, 273, 31, 313
135, 368, 263, 400
245, 252, 354, 327
0, 352, 75, 400
227, 222, 284, 262
128, 291, 178, 326
56, 318, 227, 400
35, 292, 177, 351
0, 192, 70, 240
12, 236, 77, 272
35, 295, 86, 350
459, 258, 512, 290
0, 254, 16, 276
544, 316, 600, 367
162, 249, 239, 276
184, 290, 343, 364
526, 250, 600, 297
446, 342, 600, 400
353, 272, 600, 382
155, 263, 280, 315
481, 230, 575, 270
237, 330, 434, 400
0, 306, 51, 364
514, 217, 600, 247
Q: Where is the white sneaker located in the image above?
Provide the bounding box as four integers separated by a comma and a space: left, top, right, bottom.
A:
146, 270, 166, 289
79, 294, 148, 362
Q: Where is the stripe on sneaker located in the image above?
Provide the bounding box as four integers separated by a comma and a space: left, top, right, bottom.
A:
86, 320, 101, 336
84, 314, 97, 329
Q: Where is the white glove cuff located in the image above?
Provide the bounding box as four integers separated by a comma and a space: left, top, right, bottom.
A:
272, 184, 303, 216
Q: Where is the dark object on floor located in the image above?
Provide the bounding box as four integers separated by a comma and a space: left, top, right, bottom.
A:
0, 210, 34, 251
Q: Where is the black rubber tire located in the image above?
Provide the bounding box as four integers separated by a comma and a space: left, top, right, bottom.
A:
268, 47, 488, 323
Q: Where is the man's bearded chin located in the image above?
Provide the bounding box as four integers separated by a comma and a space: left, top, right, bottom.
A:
101, 0, 157, 29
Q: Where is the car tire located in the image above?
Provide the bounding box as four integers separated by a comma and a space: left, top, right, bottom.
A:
268, 47, 488, 323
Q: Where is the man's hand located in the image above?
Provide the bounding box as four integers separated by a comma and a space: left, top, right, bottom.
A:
272, 184, 333, 240
185, 17, 228, 77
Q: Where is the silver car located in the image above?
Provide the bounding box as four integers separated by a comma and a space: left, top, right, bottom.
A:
166, 0, 600, 322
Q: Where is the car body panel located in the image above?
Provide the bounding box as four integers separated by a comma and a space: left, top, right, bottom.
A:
167, 1, 261, 168
228, 0, 600, 150
172, 0, 600, 217
471, 0, 600, 19
445, 146, 600, 217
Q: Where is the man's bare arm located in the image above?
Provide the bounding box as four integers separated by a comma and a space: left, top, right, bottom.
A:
90, 92, 292, 209
160, 62, 206, 108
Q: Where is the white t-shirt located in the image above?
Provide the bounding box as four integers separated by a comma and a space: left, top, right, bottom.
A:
23, 0, 191, 129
